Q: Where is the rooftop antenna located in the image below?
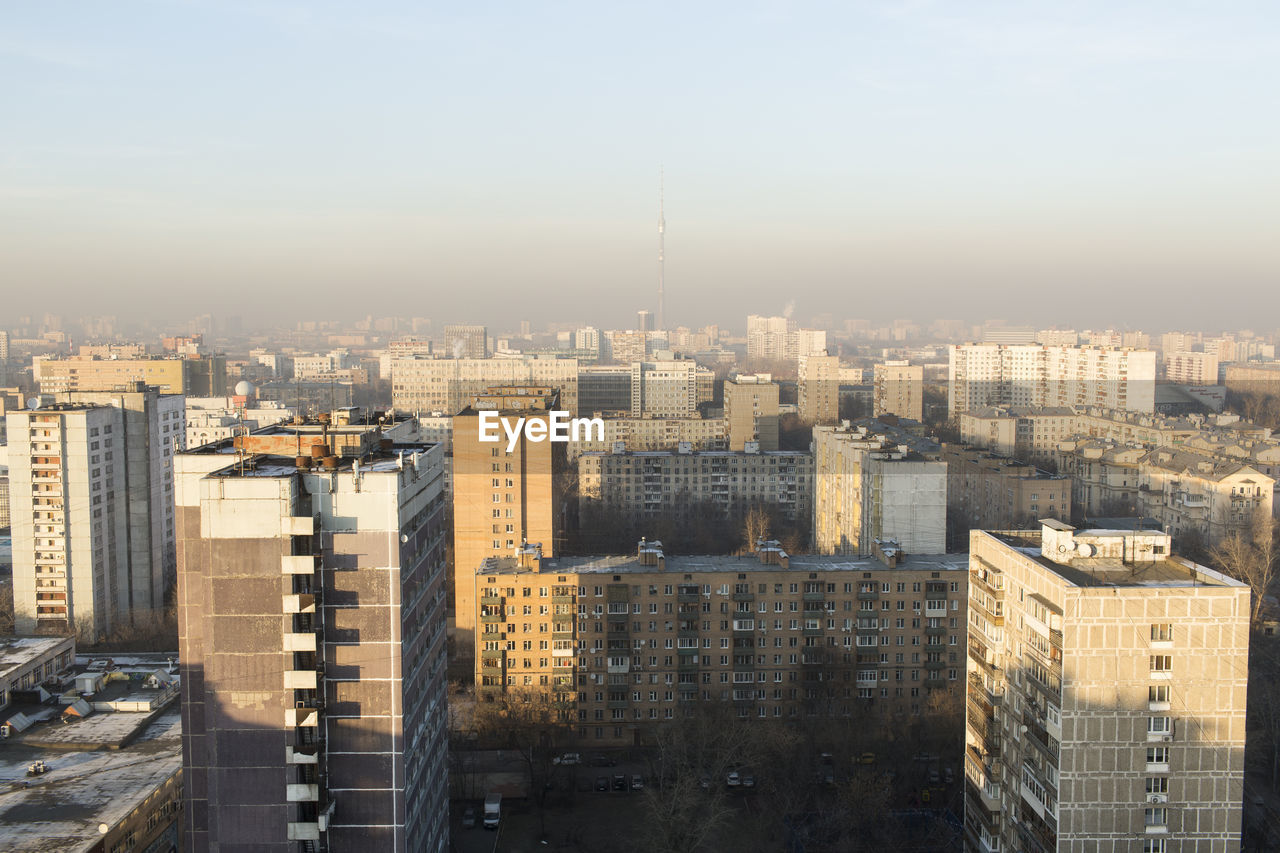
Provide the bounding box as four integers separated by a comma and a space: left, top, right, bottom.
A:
657, 166, 665, 331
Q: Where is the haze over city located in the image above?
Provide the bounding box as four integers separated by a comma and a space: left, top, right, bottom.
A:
4, 1, 1279, 327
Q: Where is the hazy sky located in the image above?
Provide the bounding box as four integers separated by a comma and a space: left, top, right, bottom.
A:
3, 1, 1278, 331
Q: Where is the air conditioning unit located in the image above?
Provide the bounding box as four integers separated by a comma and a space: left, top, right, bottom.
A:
1148, 794, 1167, 804
1161, 734, 1173, 742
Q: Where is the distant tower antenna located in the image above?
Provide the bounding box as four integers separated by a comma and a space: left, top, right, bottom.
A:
657, 167, 665, 331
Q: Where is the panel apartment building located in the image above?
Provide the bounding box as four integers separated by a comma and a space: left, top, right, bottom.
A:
452, 388, 565, 669
813, 423, 947, 556
474, 539, 967, 745
724, 374, 780, 451
578, 447, 814, 524
940, 444, 1070, 531
389, 354, 578, 414
37, 353, 227, 396
965, 522, 1248, 853
175, 416, 449, 852
6, 386, 184, 641
948, 344, 1157, 415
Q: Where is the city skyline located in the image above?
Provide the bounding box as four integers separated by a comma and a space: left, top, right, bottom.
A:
3, 2, 1279, 327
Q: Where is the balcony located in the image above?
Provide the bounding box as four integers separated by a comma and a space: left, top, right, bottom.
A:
856, 590, 879, 601
282, 594, 316, 614
924, 675, 947, 688
480, 611, 505, 623
281, 516, 314, 536
732, 591, 755, 602
284, 633, 317, 652
285, 707, 319, 728
552, 620, 574, 636
678, 591, 701, 603
677, 659, 699, 672
286, 746, 319, 765
285, 670, 318, 690
925, 624, 947, 636
802, 626, 823, 637
282, 555, 317, 575
480, 595, 503, 606
552, 594, 575, 605
287, 823, 321, 842
924, 659, 946, 670
287, 783, 320, 802
802, 591, 825, 602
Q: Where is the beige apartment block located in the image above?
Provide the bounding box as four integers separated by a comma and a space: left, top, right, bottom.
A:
873, 361, 924, 422
629, 358, 710, 418
941, 444, 1070, 530
473, 540, 967, 745
799, 353, 842, 425
948, 344, 1157, 415
564, 416, 726, 460
1163, 351, 1219, 386
965, 522, 1248, 853
452, 388, 565, 665
724, 374, 780, 451
1056, 440, 1147, 518
444, 324, 489, 359
390, 354, 579, 414
36, 354, 226, 396
578, 447, 813, 524
813, 423, 947, 556
1137, 449, 1273, 546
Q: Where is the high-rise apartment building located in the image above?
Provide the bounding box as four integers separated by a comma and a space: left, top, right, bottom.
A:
873, 361, 924, 422
577, 364, 632, 416
175, 417, 449, 852
965, 522, 1248, 853
746, 315, 827, 363
605, 330, 649, 365
813, 423, 947, 556
452, 388, 565, 667
799, 354, 842, 425
637, 310, 654, 333
443, 324, 488, 359
7, 386, 183, 640
629, 359, 709, 418
948, 344, 1157, 415
724, 374, 780, 451
578, 447, 813, 523
474, 539, 967, 744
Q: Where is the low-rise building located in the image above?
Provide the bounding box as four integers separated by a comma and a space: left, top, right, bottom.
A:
940, 444, 1069, 530
1137, 449, 1274, 545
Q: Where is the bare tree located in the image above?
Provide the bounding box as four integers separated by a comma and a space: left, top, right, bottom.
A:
1211, 509, 1279, 628
471, 687, 573, 835
743, 502, 771, 553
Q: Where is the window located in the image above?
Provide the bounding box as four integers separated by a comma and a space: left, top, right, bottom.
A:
1151, 623, 1173, 642
1146, 746, 1169, 766
1148, 716, 1172, 736
1146, 777, 1168, 795
1143, 807, 1166, 828
1143, 841, 1166, 853
1150, 655, 1172, 674
1149, 685, 1170, 705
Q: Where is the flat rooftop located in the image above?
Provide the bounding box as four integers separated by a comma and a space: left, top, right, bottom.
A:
0, 710, 181, 853
1, 637, 71, 684
991, 531, 1240, 589
481, 551, 968, 576
204, 445, 434, 478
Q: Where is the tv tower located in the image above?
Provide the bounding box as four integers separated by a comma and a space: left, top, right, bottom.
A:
657, 167, 665, 331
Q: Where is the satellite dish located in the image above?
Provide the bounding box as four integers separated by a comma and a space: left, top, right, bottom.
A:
27, 397, 41, 410
98, 824, 110, 835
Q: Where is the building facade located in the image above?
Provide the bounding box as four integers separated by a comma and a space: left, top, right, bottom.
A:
965, 522, 1248, 853
444, 324, 488, 359
724, 374, 780, 451
948, 344, 1157, 415
873, 361, 924, 422
474, 540, 967, 745
175, 420, 449, 852
813, 423, 947, 556
940, 444, 1070, 530
390, 355, 579, 415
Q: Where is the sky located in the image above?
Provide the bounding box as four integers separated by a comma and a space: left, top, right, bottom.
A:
2, 1, 1279, 331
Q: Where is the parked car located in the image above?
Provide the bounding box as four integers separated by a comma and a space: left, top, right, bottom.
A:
928, 769, 941, 785
631, 775, 645, 791
613, 774, 628, 791
943, 767, 955, 784
553, 752, 581, 765
857, 752, 877, 765
595, 776, 610, 791
461, 806, 477, 829
741, 774, 756, 788
726, 771, 741, 787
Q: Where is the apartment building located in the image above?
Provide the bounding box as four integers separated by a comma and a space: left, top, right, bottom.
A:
1164, 351, 1219, 386
453, 388, 565, 667
605, 330, 649, 364
940, 444, 1069, 530
390, 354, 579, 414
7, 388, 183, 640
813, 423, 947, 556
1055, 440, 1146, 518
965, 522, 1248, 853
873, 361, 924, 422
175, 419, 449, 852
565, 416, 726, 460
960, 407, 1203, 466
629, 359, 711, 418
799, 354, 842, 425
724, 374, 780, 451
948, 344, 1157, 415
747, 315, 827, 363
1137, 449, 1273, 546
444, 324, 488, 359
473, 539, 967, 745
36, 353, 227, 396
578, 447, 813, 524
185, 395, 295, 448
578, 364, 632, 415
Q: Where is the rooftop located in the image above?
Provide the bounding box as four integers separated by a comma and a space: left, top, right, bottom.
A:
480, 550, 967, 576
1, 637, 72, 685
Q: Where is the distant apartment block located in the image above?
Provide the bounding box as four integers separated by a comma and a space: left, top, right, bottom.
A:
185, 394, 295, 449
37, 353, 227, 396
7, 387, 183, 640
444, 324, 489, 359
565, 416, 726, 459
948, 344, 1157, 415
630, 358, 711, 418
873, 361, 924, 421
1163, 350, 1219, 385
1055, 439, 1146, 518
390, 355, 579, 414
1137, 449, 1273, 545
747, 315, 827, 363
812, 423, 947, 556
175, 417, 449, 852
940, 444, 1069, 530
965, 522, 1248, 853
799, 354, 842, 425
577, 364, 633, 416
579, 446, 812, 524
473, 539, 967, 744
960, 407, 1209, 466
724, 374, 780, 451
605, 329, 648, 364
1224, 362, 1280, 396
